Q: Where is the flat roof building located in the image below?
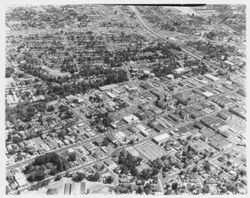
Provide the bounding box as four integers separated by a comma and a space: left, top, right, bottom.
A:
99, 84, 118, 91
153, 133, 170, 145
204, 73, 220, 82
123, 114, 139, 124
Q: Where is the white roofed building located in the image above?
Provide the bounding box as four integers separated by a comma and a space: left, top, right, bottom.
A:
123, 114, 139, 124
153, 133, 170, 145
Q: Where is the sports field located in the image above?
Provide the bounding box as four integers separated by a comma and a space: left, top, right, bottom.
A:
135, 141, 166, 160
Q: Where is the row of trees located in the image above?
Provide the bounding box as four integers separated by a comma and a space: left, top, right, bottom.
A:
6, 67, 14, 78
23, 152, 67, 182
71, 171, 101, 182
46, 69, 128, 98
117, 150, 143, 177
6, 101, 47, 123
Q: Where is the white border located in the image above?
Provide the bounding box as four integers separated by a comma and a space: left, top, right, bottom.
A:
0, 0, 249, 198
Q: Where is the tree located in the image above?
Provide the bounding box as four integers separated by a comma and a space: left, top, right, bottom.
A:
161, 155, 167, 161
47, 105, 55, 112
239, 169, 247, 177
103, 116, 112, 127
65, 171, 71, 177
136, 186, 143, 194
102, 137, 110, 146
50, 168, 57, 176
46, 188, 58, 195
202, 185, 210, 194
72, 98, 79, 104
192, 166, 198, 173
6, 186, 11, 194
58, 129, 67, 139
38, 180, 50, 188
130, 167, 139, 177
151, 158, 164, 169
87, 172, 100, 182
33, 155, 46, 166
23, 164, 33, 174
68, 152, 77, 161
152, 168, 159, 176
35, 102, 47, 113
225, 182, 237, 193
34, 171, 46, 181
203, 161, 211, 172
72, 172, 85, 182
105, 176, 114, 184
15, 154, 23, 162
172, 182, 178, 191
6, 67, 14, 78
54, 174, 62, 181
144, 183, 151, 194
27, 174, 35, 182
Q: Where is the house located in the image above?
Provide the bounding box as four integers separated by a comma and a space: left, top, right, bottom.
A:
103, 159, 118, 170
93, 136, 104, 146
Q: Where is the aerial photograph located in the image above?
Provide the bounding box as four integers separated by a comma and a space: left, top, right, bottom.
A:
5, 4, 247, 195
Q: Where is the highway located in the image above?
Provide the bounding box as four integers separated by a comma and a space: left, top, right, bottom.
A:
6, 6, 245, 195
129, 5, 229, 73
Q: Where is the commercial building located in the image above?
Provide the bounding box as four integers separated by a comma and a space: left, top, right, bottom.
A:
152, 133, 170, 145
217, 111, 232, 121
135, 124, 151, 137
123, 114, 140, 124
212, 96, 234, 108
124, 85, 138, 93
229, 106, 246, 120
135, 110, 150, 120
114, 131, 127, 144
201, 91, 214, 98
204, 73, 220, 82
99, 84, 118, 91
106, 92, 116, 99
148, 120, 165, 132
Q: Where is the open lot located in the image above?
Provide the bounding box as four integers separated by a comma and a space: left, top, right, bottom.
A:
135, 140, 167, 160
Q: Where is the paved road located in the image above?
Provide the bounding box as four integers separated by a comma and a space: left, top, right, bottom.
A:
9, 82, 239, 194
7, 70, 236, 170
129, 5, 231, 74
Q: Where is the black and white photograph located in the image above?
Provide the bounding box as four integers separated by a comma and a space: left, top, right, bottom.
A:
3, 0, 248, 196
